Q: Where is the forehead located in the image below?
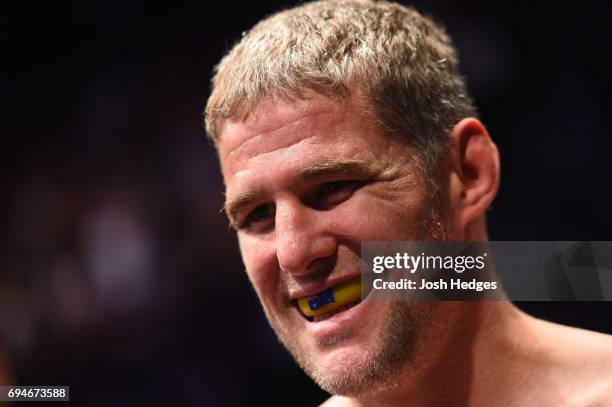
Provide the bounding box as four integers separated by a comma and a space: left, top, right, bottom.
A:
220, 92, 381, 171
218, 94, 346, 173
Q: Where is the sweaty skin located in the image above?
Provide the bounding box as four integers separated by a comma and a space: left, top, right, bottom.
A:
219, 90, 453, 395
218, 90, 612, 406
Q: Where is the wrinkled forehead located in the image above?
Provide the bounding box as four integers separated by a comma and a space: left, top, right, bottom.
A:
217, 92, 369, 182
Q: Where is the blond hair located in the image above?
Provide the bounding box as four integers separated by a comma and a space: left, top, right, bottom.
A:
205, 0, 477, 180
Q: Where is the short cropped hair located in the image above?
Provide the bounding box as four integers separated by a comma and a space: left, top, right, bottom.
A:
205, 0, 478, 185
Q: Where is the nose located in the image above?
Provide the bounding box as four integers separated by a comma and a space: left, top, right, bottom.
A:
275, 198, 337, 277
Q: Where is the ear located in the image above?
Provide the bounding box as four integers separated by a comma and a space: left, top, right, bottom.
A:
447, 118, 500, 238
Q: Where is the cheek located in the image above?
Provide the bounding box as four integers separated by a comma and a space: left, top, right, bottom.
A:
238, 234, 281, 298
329, 194, 424, 241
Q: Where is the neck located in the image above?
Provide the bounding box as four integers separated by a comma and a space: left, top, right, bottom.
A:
352, 301, 533, 407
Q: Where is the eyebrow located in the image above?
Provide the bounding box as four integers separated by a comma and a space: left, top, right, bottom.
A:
224, 158, 375, 227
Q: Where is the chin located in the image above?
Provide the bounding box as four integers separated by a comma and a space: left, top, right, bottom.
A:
314, 338, 371, 371
295, 334, 393, 397
310, 351, 392, 397
286, 301, 426, 397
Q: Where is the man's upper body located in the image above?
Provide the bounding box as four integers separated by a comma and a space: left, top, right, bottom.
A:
205, 1, 612, 405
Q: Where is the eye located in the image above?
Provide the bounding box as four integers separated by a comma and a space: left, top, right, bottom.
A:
313, 180, 362, 209
242, 204, 275, 232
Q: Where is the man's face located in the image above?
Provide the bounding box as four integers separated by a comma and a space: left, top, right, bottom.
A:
218, 91, 452, 395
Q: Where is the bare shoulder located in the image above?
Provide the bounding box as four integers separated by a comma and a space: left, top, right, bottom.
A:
529, 316, 612, 404
532, 316, 612, 359
320, 395, 355, 407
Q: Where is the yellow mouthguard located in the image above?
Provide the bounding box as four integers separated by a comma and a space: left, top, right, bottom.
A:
297, 277, 362, 317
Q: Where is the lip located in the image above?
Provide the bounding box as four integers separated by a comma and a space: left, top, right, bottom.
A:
286, 276, 376, 339
300, 293, 376, 339
289, 273, 361, 301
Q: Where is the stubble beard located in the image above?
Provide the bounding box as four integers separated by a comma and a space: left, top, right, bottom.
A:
266, 200, 450, 397
301, 301, 434, 397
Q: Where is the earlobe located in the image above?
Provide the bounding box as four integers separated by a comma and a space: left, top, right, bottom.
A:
449, 118, 500, 236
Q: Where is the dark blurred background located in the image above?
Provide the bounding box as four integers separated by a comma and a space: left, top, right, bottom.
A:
1, 0, 611, 405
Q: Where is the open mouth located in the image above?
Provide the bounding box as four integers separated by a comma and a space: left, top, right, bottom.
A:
296, 276, 362, 322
